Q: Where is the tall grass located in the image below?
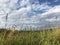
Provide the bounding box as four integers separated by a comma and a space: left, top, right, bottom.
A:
1, 14, 59, 45
0, 28, 60, 45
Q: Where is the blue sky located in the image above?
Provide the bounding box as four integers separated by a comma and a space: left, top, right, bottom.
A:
0, 0, 60, 30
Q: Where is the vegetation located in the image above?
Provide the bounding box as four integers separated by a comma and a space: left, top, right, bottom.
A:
0, 28, 60, 45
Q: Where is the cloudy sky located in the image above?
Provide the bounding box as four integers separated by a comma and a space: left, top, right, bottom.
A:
0, 0, 60, 29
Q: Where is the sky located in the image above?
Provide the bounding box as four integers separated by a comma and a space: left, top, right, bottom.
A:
0, 0, 60, 30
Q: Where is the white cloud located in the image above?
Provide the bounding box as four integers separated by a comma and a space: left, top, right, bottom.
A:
46, 18, 60, 22
20, 0, 30, 7
32, 3, 51, 11
0, 0, 9, 3
54, 0, 58, 2
41, 5, 60, 17
0, 0, 60, 29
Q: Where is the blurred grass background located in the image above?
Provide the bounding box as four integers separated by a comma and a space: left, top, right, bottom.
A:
0, 28, 60, 45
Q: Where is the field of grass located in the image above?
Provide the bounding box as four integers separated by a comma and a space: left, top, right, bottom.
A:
0, 28, 60, 45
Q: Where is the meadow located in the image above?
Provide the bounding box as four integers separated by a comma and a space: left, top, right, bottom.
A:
0, 28, 60, 45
